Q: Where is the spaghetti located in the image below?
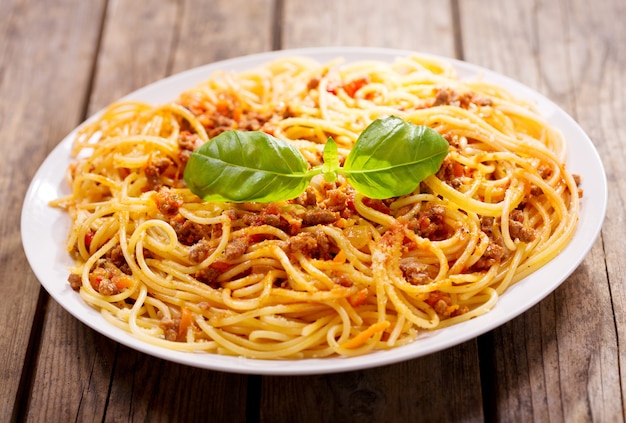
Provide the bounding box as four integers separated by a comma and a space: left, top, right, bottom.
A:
52, 54, 581, 359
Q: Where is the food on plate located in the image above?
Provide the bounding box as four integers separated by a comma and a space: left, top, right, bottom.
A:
51, 54, 581, 359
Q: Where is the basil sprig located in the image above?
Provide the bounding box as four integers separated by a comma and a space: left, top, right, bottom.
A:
183, 116, 449, 202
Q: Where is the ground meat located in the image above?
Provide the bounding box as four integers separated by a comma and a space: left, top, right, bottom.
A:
188, 239, 213, 263
291, 186, 317, 207
159, 317, 179, 342
194, 266, 222, 286
153, 187, 184, 216
400, 259, 432, 285
68, 273, 82, 291
176, 130, 201, 168
238, 111, 271, 132
307, 76, 321, 90
331, 272, 353, 287
104, 245, 131, 275
424, 291, 468, 317
321, 187, 350, 212
98, 278, 119, 296
286, 228, 332, 259
223, 236, 249, 260
144, 156, 173, 190
432, 87, 493, 108
105, 245, 124, 267
290, 183, 355, 220
573, 174, 584, 198
302, 208, 339, 226
170, 215, 214, 245
436, 158, 463, 189
473, 241, 506, 270
407, 204, 447, 239
86, 261, 133, 296
537, 164, 553, 179
480, 216, 495, 235
287, 232, 317, 254
475, 215, 507, 270
241, 204, 302, 235
508, 210, 536, 243
178, 131, 202, 152
433, 88, 453, 107
178, 94, 275, 139
573, 174, 582, 186
443, 133, 460, 149
529, 184, 543, 197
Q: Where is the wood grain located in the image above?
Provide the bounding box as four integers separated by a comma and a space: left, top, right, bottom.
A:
24, 0, 275, 421
0, 0, 106, 421
259, 341, 483, 422
3, 0, 624, 421
459, 0, 623, 420
264, 1, 485, 421
281, 0, 456, 55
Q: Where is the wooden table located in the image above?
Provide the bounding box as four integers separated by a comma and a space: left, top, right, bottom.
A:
2, 0, 623, 421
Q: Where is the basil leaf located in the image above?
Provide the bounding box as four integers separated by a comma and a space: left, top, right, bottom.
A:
184, 130, 315, 202
342, 116, 449, 199
322, 137, 340, 182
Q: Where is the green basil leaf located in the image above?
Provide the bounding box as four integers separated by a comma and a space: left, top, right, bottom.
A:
184, 130, 315, 202
342, 116, 449, 199
322, 137, 340, 183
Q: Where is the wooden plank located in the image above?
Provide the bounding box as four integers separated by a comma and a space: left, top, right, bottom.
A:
459, 0, 622, 421
564, 0, 626, 420
260, 1, 485, 422
104, 345, 250, 422
168, 0, 278, 74
281, 0, 456, 55
0, 0, 107, 421
88, 0, 278, 113
100, 1, 277, 418
25, 0, 275, 422
24, 305, 118, 421
259, 341, 483, 422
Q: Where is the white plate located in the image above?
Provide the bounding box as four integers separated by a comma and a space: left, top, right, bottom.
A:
21, 47, 607, 375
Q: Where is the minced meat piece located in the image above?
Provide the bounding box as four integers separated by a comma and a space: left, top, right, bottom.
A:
223, 236, 249, 260
68, 273, 82, 291
400, 259, 431, 285
302, 208, 339, 226
188, 239, 213, 263
286, 228, 332, 259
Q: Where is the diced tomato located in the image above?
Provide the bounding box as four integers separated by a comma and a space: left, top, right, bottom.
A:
342, 77, 369, 98
453, 161, 464, 177
84, 231, 94, 249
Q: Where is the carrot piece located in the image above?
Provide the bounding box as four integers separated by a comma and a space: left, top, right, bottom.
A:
341, 321, 390, 349
112, 274, 133, 290
333, 249, 347, 263
348, 288, 369, 307
177, 307, 193, 340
